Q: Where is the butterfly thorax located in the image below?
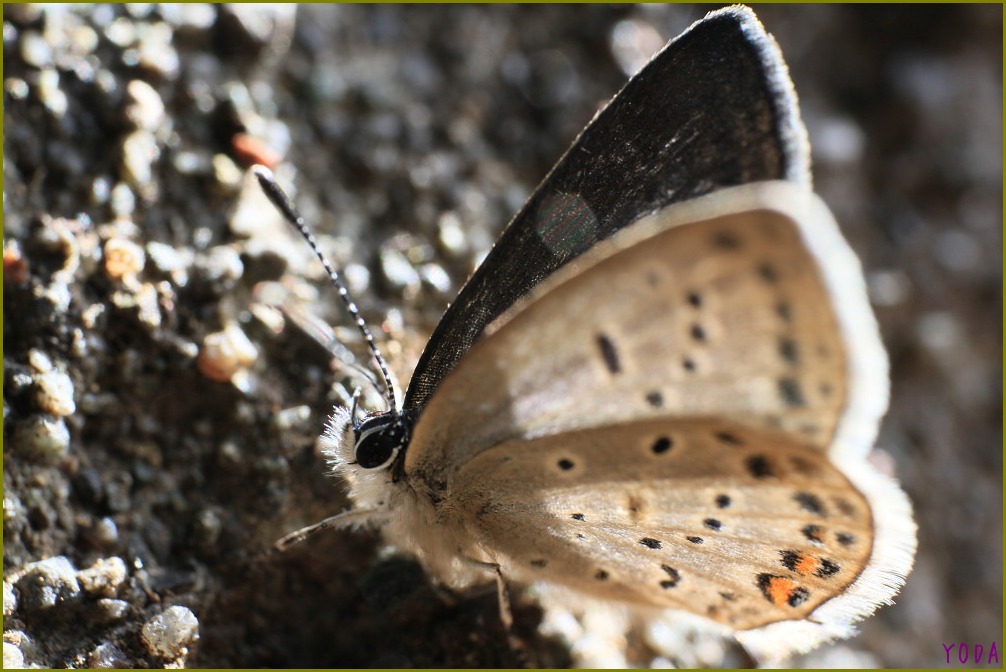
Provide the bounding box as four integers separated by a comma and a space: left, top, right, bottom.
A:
322, 405, 495, 589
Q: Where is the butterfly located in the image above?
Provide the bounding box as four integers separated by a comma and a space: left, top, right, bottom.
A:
257, 5, 916, 662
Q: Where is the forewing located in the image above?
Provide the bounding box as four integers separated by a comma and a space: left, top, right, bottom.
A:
406, 182, 880, 483
404, 6, 810, 408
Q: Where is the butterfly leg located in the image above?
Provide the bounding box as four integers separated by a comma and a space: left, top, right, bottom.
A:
272, 508, 387, 552
459, 557, 534, 665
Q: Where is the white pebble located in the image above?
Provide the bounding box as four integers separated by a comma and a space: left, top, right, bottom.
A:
104, 238, 146, 280
33, 370, 76, 417
77, 557, 128, 598
3, 581, 16, 616
120, 130, 160, 199
20, 31, 52, 68
110, 182, 136, 217
3, 642, 25, 669
27, 348, 54, 373
14, 415, 70, 464
125, 79, 165, 132
88, 641, 130, 668
15, 556, 80, 610
93, 517, 120, 545
197, 323, 258, 382
141, 605, 199, 660
95, 598, 130, 622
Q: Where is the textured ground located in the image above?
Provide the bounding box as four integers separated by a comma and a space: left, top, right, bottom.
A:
3, 4, 1002, 668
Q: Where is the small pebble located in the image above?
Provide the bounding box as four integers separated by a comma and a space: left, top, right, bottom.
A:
88, 641, 131, 668
33, 369, 76, 417
3, 239, 29, 284
437, 212, 467, 257
38, 279, 73, 313
231, 133, 281, 169
195, 245, 244, 286
213, 153, 244, 189
15, 556, 80, 611
145, 241, 192, 288
420, 263, 452, 294
380, 246, 421, 293
344, 262, 371, 296
94, 598, 130, 623
70, 327, 88, 358
37, 68, 68, 118
192, 509, 222, 549
3, 642, 25, 669
20, 30, 52, 69
125, 79, 165, 131
91, 176, 112, 205
27, 348, 53, 373
8, 371, 34, 395
104, 16, 135, 47
77, 556, 128, 598
610, 18, 665, 77
140, 605, 199, 660
4, 77, 29, 100
120, 130, 160, 199
109, 182, 136, 217
222, 4, 297, 49
3, 581, 16, 616
197, 323, 258, 382
34, 217, 81, 281
271, 405, 311, 431
217, 441, 243, 470
228, 170, 285, 237
92, 516, 120, 546
104, 238, 146, 280
134, 282, 163, 328
13, 415, 71, 464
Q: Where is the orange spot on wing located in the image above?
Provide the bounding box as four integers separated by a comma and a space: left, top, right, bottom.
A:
795, 553, 821, 575
766, 576, 798, 608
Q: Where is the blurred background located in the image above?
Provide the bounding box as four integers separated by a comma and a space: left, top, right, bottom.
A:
3, 4, 1001, 668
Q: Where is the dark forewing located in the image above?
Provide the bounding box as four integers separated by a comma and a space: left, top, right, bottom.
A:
405, 6, 809, 409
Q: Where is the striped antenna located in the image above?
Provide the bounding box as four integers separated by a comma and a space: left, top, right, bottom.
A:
253, 166, 397, 413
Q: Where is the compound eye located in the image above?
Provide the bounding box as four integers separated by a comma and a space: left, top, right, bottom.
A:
354, 414, 405, 470
355, 433, 396, 469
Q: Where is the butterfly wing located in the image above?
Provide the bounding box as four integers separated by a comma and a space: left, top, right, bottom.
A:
407, 182, 878, 475
447, 419, 876, 630
404, 6, 810, 409
404, 181, 914, 646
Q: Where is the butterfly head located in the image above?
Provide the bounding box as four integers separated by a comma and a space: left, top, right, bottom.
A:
353, 411, 412, 470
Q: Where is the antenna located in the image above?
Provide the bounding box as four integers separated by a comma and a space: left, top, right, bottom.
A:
253, 166, 398, 413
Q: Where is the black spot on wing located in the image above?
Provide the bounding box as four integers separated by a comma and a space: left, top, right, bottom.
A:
746, 455, 774, 479
651, 437, 673, 454
794, 492, 827, 516
596, 334, 621, 374
659, 564, 680, 588
778, 378, 806, 407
